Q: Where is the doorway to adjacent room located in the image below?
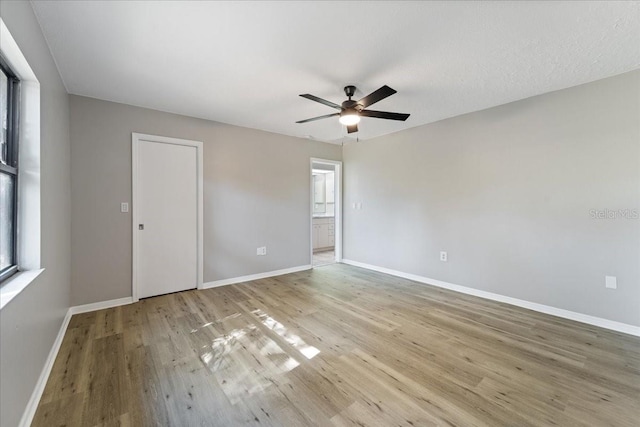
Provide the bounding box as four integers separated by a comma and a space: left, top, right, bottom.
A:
310, 159, 342, 267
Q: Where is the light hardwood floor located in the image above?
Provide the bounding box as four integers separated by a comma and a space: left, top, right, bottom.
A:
33, 264, 640, 426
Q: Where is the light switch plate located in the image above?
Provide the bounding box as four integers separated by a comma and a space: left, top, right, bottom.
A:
605, 276, 617, 289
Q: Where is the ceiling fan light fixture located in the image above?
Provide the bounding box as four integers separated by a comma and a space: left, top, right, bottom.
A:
339, 109, 360, 126
297, 85, 409, 130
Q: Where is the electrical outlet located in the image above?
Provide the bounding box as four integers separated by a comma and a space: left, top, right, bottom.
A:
120, 202, 129, 213
257, 246, 267, 256
440, 251, 448, 262
605, 276, 617, 289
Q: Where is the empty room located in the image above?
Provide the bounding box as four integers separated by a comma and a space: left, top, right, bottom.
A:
1, 1, 639, 426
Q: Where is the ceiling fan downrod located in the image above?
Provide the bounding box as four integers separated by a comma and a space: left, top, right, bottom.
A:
344, 85, 356, 100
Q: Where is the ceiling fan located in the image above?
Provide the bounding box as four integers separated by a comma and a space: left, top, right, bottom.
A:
296, 85, 410, 134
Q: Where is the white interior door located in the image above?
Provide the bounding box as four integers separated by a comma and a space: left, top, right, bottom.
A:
137, 139, 198, 299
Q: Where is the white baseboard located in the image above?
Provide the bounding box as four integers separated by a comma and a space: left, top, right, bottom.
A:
203, 265, 312, 289
69, 297, 134, 315
19, 308, 73, 427
341, 259, 640, 337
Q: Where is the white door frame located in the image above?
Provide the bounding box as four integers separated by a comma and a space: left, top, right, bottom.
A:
310, 158, 343, 265
132, 133, 204, 302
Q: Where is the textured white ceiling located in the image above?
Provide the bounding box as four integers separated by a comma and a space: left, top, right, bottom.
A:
31, 1, 640, 143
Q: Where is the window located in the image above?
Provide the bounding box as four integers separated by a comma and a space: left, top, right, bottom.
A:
0, 55, 20, 282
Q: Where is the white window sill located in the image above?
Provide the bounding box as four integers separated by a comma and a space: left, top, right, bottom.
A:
0, 269, 44, 310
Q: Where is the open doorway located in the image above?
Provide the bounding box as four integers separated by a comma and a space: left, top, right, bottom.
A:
310, 159, 342, 267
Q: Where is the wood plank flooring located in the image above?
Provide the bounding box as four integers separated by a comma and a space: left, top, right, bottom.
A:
32, 264, 640, 426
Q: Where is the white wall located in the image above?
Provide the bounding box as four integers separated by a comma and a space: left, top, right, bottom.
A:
343, 70, 640, 327
70, 95, 342, 305
0, 2, 71, 426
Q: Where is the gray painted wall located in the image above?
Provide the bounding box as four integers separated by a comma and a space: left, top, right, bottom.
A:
343, 70, 640, 327
69, 96, 342, 306
0, 3, 71, 427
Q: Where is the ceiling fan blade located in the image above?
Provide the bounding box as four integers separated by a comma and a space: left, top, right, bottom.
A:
347, 124, 358, 134
360, 109, 410, 121
296, 112, 340, 124
357, 85, 397, 108
299, 94, 342, 110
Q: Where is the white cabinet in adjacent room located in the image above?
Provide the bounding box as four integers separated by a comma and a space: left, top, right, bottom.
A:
312, 217, 335, 251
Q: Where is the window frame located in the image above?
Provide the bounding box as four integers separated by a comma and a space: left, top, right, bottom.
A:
0, 54, 21, 283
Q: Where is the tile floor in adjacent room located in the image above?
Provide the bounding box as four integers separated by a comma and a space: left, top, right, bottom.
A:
313, 249, 335, 267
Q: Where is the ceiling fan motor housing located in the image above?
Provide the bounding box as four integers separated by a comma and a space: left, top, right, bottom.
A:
341, 99, 361, 112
